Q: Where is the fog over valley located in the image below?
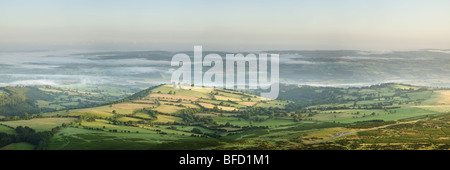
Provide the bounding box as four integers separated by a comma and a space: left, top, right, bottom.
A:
1, 49, 450, 89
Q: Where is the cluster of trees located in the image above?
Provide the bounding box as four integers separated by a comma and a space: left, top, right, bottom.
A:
0, 87, 26, 106
238, 107, 282, 120
191, 127, 203, 134
176, 108, 217, 126
106, 129, 139, 133
0, 100, 42, 116
15, 126, 53, 147
0, 113, 44, 121
0, 87, 58, 116
0, 133, 15, 148
109, 120, 139, 126
0, 125, 61, 150
0, 85, 121, 118
278, 85, 344, 109
279, 83, 431, 113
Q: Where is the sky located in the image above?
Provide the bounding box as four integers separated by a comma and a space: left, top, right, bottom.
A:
1, 0, 450, 51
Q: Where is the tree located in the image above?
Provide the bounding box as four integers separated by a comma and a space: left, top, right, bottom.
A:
86, 117, 96, 122
191, 128, 203, 134
293, 114, 301, 122
225, 122, 231, 127
13, 116, 20, 120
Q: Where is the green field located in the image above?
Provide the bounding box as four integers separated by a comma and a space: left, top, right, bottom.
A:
0, 124, 15, 134
0, 118, 76, 132
1, 83, 449, 150
47, 127, 220, 150
46, 84, 450, 150
255, 100, 290, 108
0, 142, 35, 150
312, 107, 440, 123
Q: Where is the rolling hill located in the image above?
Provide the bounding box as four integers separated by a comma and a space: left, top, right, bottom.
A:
0, 85, 135, 118
1, 83, 449, 150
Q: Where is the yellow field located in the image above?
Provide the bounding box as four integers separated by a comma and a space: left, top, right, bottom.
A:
155, 114, 182, 123
434, 90, 450, 105
153, 105, 184, 114
414, 90, 450, 112
180, 103, 200, 108
189, 86, 214, 94
214, 95, 241, 101
148, 93, 198, 101
218, 106, 237, 111
199, 102, 215, 109
0, 118, 76, 132
112, 103, 155, 113
238, 101, 257, 107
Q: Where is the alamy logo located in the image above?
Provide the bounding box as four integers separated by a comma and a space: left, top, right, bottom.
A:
171, 46, 279, 100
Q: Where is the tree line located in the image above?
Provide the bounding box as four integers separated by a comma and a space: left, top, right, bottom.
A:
0, 125, 63, 150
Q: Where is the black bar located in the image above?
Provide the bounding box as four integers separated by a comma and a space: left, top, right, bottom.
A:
0, 150, 445, 169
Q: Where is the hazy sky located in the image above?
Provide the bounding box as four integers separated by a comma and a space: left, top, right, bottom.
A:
1, 0, 450, 51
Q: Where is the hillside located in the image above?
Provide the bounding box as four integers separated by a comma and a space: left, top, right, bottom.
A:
0, 85, 135, 118
49, 84, 286, 131
1, 83, 449, 150
0, 86, 53, 116
39, 84, 293, 149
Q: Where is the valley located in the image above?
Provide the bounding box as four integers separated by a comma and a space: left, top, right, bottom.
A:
0, 83, 448, 150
